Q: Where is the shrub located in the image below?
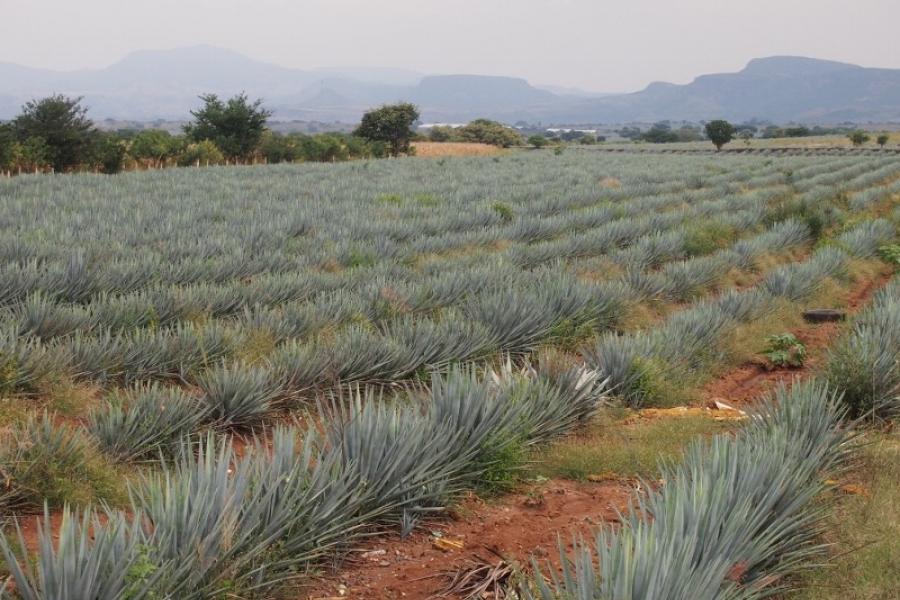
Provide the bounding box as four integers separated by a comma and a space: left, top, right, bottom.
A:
763, 333, 806, 368
0, 413, 120, 511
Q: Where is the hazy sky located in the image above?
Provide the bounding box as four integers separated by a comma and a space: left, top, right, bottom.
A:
2, 0, 899, 92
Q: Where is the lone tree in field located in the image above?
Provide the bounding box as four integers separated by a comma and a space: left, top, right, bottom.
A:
12, 94, 97, 172
185, 93, 271, 163
704, 120, 735, 151
876, 134, 889, 148
457, 119, 522, 147
847, 131, 870, 147
354, 103, 420, 156
527, 135, 549, 148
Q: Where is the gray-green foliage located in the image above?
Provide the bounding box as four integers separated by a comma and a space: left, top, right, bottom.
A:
0, 364, 607, 598
523, 379, 855, 600
826, 277, 900, 421
88, 383, 209, 461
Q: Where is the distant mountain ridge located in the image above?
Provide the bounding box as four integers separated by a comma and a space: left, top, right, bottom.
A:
1, 47, 899, 124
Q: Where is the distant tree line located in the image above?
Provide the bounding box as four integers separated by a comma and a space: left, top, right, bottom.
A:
0, 93, 395, 176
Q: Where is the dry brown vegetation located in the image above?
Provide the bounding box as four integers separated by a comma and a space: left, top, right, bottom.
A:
412, 141, 503, 157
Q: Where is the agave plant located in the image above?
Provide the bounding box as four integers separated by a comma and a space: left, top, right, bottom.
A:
0, 412, 97, 512
14, 293, 92, 340
197, 361, 283, 428
522, 380, 854, 600
0, 507, 163, 600
88, 383, 209, 462
0, 327, 54, 394
826, 279, 900, 420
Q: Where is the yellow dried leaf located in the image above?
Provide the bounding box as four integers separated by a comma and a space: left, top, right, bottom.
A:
432, 537, 464, 552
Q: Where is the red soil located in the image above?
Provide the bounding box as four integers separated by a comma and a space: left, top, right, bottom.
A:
300, 480, 634, 599
702, 274, 889, 406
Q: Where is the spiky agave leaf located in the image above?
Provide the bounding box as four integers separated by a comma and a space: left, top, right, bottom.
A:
198, 360, 282, 428
522, 379, 854, 600
323, 385, 470, 526
0, 506, 163, 600
826, 278, 900, 420
88, 383, 209, 462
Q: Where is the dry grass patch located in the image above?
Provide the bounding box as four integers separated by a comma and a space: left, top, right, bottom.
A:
790, 433, 900, 600
530, 410, 739, 481
412, 142, 503, 157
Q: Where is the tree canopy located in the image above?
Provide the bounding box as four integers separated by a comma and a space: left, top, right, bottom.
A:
354, 103, 420, 156
184, 93, 272, 161
456, 119, 522, 147
847, 131, 870, 147
12, 94, 97, 172
704, 120, 735, 150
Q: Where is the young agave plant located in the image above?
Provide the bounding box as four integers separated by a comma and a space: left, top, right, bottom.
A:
14, 292, 92, 340
0, 507, 163, 600
323, 386, 468, 530
197, 361, 282, 428
0, 327, 53, 394
88, 383, 209, 462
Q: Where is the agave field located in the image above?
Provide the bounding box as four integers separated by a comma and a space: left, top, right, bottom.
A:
0, 150, 898, 599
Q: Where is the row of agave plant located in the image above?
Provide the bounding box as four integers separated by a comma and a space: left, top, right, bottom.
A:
0, 215, 818, 414
3, 154, 893, 347
1, 155, 892, 312
0, 175, 795, 314
0, 152, 856, 273
584, 218, 897, 407
522, 379, 857, 599
0, 362, 609, 599
0, 240, 894, 600
1, 193, 772, 337
826, 276, 900, 421
518, 287, 900, 599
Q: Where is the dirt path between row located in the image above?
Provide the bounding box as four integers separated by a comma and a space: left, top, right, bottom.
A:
300, 480, 634, 599
701, 273, 890, 406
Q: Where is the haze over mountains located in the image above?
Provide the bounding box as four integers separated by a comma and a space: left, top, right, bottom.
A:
1, 46, 899, 124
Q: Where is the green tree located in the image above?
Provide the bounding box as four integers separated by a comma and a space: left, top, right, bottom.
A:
0, 124, 15, 174
641, 123, 679, 143
354, 103, 420, 156
130, 130, 178, 168
876, 134, 890, 148
178, 140, 225, 167
428, 126, 455, 142
527, 135, 549, 148
848, 131, 870, 147
12, 94, 97, 172
16, 137, 51, 173
184, 93, 271, 162
258, 131, 300, 164
91, 133, 127, 174
704, 120, 735, 150
456, 119, 522, 147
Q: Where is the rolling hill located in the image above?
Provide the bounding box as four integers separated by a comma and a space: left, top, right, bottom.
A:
1, 48, 899, 124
